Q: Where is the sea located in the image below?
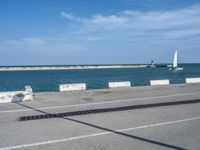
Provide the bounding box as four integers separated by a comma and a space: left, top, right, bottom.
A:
0, 63, 200, 92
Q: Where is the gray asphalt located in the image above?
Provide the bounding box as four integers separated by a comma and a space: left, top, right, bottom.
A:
0, 83, 200, 150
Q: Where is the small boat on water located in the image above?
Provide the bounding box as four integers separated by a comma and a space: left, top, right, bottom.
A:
169, 50, 183, 71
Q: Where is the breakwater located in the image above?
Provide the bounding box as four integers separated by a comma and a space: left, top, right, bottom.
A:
0, 65, 147, 71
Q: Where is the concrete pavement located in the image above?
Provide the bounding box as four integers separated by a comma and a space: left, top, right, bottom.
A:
0, 83, 200, 150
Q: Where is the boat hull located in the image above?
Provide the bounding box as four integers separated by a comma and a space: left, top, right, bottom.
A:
169, 67, 183, 71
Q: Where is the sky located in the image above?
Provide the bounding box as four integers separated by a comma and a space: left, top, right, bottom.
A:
0, 0, 200, 66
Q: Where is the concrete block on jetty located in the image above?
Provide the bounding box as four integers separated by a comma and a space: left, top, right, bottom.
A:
59, 83, 86, 92
25, 86, 33, 101
108, 81, 131, 88
150, 80, 170, 86
186, 78, 200, 84
0, 86, 33, 103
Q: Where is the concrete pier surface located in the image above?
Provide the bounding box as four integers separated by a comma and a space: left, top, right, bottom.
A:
0, 83, 200, 150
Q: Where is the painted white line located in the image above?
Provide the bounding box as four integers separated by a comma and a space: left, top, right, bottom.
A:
1, 91, 200, 114
1, 116, 200, 150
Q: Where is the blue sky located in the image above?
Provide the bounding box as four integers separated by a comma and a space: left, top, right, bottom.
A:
0, 0, 200, 65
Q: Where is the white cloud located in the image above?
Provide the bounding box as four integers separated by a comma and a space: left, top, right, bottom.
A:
60, 11, 81, 22
86, 36, 106, 42
86, 14, 128, 28
22, 38, 45, 45
60, 12, 128, 29
163, 28, 200, 39
5, 38, 45, 47
61, 4, 200, 39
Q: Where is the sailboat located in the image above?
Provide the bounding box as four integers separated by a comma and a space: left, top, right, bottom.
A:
169, 50, 183, 71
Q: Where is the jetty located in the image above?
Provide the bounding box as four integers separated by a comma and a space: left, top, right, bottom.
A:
0, 65, 147, 71
0, 83, 200, 149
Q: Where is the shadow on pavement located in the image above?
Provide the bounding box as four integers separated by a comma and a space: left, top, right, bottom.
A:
17, 102, 188, 150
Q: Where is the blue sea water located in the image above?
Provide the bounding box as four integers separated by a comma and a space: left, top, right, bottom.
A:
0, 64, 200, 92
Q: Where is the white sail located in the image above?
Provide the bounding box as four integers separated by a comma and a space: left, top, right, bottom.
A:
173, 50, 178, 68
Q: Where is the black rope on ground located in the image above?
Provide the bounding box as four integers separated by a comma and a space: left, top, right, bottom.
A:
19, 99, 200, 121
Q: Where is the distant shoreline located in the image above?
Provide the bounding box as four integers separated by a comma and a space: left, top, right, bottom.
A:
0, 65, 148, 71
